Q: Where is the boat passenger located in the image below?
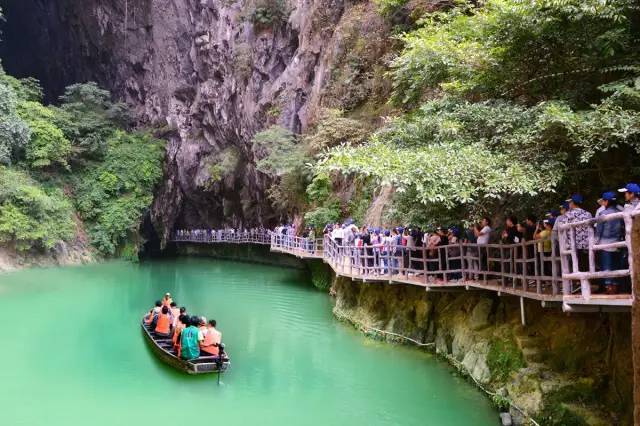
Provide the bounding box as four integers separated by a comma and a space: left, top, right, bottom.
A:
144, 301, 163, 327
162, 292, 173, 307
172, 314, 188, 356
170, 302, 180, 327
155, 306, 173, 337
198, 316, 207, 334
180, 316, 204, 360
200, 320, 222, 356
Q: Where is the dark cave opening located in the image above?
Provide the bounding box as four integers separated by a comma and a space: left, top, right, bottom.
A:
0, 0, 120, 102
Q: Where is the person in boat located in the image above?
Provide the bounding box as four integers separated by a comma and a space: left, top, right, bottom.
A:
144, 301, 163, 327
198, 316, 207, 334
200, 320, 222, 356
162, 292, 173, 307
154, 305, 174, 337
181, 315, 204, 360
172, 314, 189, 357
170, 302, 180, 327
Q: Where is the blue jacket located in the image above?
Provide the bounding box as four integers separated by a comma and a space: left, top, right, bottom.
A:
595, 207, 623, 245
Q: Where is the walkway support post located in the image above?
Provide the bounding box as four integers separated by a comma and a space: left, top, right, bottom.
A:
631, 215, 640, 425
520, 297, 526, 326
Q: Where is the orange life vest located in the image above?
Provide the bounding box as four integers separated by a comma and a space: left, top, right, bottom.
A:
155, 313, 172, 334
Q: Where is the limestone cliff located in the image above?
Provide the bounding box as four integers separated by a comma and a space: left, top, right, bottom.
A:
332, 276, 633, 425
0, 0, 389, 243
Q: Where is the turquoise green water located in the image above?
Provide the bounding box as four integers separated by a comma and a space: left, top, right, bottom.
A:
0, 258, 497, 426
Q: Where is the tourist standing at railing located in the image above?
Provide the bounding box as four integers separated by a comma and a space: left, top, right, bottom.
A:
426, 230, 440, 274
501, 216, 521, 244
551, 201, 569, 242
618, 182, 640, 211
402, 227, 414, 272
474, 217, 492, 273
332, 223, 344, 247
565, 194, 593, 272
308, 227, 316, 253
595, 191, 625, 294
501, 216, 521, 275
535, 218, 554, 276
436, 227, 449, 279
390, 228, 402, 275
447, 227, 462, 280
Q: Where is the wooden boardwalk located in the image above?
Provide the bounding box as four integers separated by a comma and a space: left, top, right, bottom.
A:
173, 228, 635, 312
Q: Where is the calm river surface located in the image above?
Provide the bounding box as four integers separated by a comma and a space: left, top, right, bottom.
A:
0, 258, 496, 425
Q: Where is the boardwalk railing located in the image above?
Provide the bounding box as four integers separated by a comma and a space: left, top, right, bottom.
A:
557, 208, 639, 305
173, 229, 271, 245
172, 211, 639, 310
320, 236, 564, 301
270, 234, 324, 258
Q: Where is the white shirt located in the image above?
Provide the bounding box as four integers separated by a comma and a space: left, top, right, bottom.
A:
477, 226, 492, 245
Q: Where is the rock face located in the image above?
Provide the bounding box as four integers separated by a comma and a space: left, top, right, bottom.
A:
0, 0, 379, 243
332, 276, 633, 424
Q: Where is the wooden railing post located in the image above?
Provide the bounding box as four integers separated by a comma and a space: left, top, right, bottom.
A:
630, 213, 640, 425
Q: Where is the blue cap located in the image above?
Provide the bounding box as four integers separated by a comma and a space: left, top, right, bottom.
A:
565, 194, 583, 204
602, 191, 617, 201
618, 183, 640, 194
543, 218, 555, 226
545, 210, 560, 218
384, 230, 390, 236
560, 201, 569, 210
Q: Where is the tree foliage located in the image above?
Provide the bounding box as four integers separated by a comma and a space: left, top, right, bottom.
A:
311, 0, 640, 225
0, 75, 30, 165
0, 63, 164, 255
74, 131, 165, 255
0, 167, 74, 250
390, 0, 639, 107
53, 82, 131, 161
17, 101, 71, 169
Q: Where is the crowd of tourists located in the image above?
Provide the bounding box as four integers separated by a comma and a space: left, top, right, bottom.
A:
143, 292, 223, 361
305, 184, 640, 295
174, 227, 269, 242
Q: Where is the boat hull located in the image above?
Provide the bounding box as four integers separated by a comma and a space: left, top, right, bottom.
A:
141, 323, 230, 375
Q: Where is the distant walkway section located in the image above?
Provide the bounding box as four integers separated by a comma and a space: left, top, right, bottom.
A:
172, 214, 638, 313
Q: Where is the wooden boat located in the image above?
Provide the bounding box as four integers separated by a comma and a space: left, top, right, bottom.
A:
141, 322, 230, 375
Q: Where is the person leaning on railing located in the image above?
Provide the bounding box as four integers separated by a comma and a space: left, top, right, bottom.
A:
564, 194, 593, 272
535, 218, 554, 276
595, 191, 625, 295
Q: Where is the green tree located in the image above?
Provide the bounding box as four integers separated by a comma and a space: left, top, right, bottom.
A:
74, 130, 165, 255
53, 82, 130, 161
0, 167, 74, 250
390, 0, 638, 106
18, 101, 72, 169
0, 77, 30, 165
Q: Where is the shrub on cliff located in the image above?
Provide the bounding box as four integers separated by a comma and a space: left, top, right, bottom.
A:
52, 82, 131, 162
0, 167, 74, 251
17, 101, 72, 169
74, 131, 165, 255
251, 0, 289, 28
0, 75, 31, 165
252, 125, 309, 211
